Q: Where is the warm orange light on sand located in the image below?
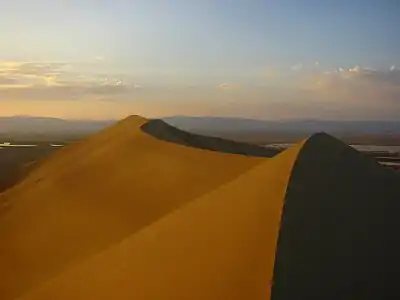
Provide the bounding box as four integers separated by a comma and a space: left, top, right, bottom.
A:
1, 115, 398, 300
0, 116, 269, 299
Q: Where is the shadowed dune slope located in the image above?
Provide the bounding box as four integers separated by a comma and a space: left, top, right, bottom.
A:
0, 116, 268, 300
19, 136, 305, 300
272, 132, 400, 300
141, 119, 280, 157
2, 116, 400, 300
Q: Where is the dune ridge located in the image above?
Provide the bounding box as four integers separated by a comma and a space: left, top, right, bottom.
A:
1, 115, 399, 300
141, 119, 280, 157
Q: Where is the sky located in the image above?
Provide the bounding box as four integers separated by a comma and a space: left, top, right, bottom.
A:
0, 0, 399, 120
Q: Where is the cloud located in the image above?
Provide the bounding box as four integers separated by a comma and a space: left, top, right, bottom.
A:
305, 65, 400, 88
1, 60, 399, 121
88, 84, 130, 95
297, 65, 400, 119
0, 61, 68, 76
0, 61, 70, 89
0, 60, 140, 100
291, 63, 303, 71
217, 83, 235, 89
0, 76, 20, 85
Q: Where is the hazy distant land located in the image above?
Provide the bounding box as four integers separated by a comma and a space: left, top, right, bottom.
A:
0, 115, 399, 194
1, 116, 400, 145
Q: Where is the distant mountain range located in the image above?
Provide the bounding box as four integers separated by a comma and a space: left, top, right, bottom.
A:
1, 115, 399, 137
0, 116, 115, 136
163, 116, 400, 135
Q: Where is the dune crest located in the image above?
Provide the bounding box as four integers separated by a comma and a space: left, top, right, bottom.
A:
141, 119, 280, 157
1, 116, 399, 300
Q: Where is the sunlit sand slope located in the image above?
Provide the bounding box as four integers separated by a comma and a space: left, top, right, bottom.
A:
20, 132, 400, 300
19, 136, 305, 300
0, 116, 271, 300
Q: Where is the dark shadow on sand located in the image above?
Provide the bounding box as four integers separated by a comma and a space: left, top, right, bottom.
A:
272, 132, 400, 300
141, 119, 280, 158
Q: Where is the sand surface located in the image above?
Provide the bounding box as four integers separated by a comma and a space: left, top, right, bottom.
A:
1, 115, 399, 300
0, 116, 267, 299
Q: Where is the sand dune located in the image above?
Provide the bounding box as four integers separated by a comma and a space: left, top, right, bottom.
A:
0, 116, 269, 300
1, 116, 399, 300
17, 139, 304, 300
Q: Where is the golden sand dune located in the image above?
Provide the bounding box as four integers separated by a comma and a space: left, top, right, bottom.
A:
0, 116, 271, 300
1, 116, 399, 300
17, 140, 304, 300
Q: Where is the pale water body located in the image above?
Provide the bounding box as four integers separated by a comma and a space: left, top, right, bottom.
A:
350, 145, 400, 153
380, 161, 400, 166
0, 143, 65, 150
0, 142, 37, 148
0, 143, 64, 148
265, 143, 400, 168
265, 144, 400, 153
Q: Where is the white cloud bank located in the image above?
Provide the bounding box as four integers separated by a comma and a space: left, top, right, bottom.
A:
0, 61, 145, 104
0, 60, 399, 120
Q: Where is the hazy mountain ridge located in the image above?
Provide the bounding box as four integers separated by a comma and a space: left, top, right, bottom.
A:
1, 116, 399, 141
0, 116, 116, 135
163, 116, 400, 135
